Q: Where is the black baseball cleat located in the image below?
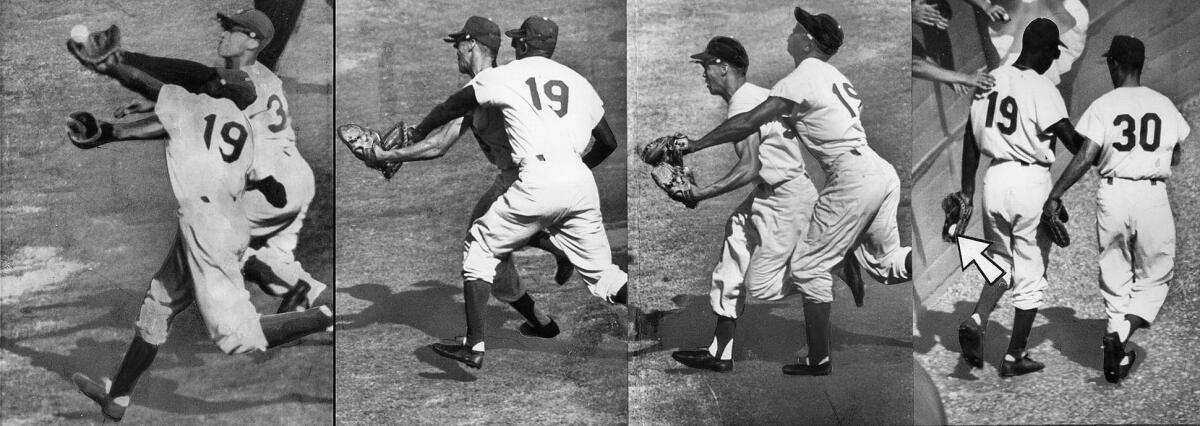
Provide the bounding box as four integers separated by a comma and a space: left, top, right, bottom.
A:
958, 318, 985, 368
1102, 332, 1136, 383
430, 340, 484, 369
553, 254, 575, 285
71, 373, 128, 422
519, 316, 560, 339
671, 349, 733, 372
782, 358, 832, 376
842, 252, 864, 307
999, 353, 1044, 377
276, 280, 313, 314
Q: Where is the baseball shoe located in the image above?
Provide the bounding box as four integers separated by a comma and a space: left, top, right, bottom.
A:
518, 316, 560, 339
276, 280, 313, 314
671, 349, 733, 372
553, 255, 575, 285
958, 318, 985, 368
71, 373, 128, 422
67, 25, 122, 70
430, 338, 484, 369
609, 284, 628, 305
999, 353, 1044, 377
1102, 332, 1136, 383
782, 357, 832, 376
842, 252, 864, 307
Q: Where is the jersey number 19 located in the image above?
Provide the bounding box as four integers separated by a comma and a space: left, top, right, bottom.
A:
202, 115, 247, 163
525, 77, 570, 118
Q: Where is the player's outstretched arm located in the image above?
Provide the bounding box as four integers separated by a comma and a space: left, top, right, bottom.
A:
960, 117, 981, 198
378, 117, 469, 162
121, 52, 220, 94
583, 117, 618, 169
104, 62, 166, 102
913, 57, 995, 93
687, 96, 793, 154
678, 132, 763, 205
1047, 139, 1100, 201
67, 111, 165, 149
411, 86, 480, 143
1046, 119, 1089, 155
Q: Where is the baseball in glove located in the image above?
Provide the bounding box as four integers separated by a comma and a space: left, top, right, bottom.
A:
941, 192, 973, 242
337, 121, 415, 179
641, 133, 698, 208
1040, 197, 1070, 247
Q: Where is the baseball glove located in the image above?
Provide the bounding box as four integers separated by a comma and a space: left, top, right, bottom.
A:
66, 111, 111, 149
1040, 197, 1070, 247
941, 192, 973, 242
337, 122, 415, 180
641, 133, 698, 208
640, 133, 688, 165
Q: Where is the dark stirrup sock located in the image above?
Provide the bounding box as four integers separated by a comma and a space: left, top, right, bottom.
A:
1125, 314, 1149, 342
972, 279, 1007, 324
508, 293, 549, 327
803, 301, 832, 364
261, 307, 334, 348
109, 335, 159, 398
121, 51, 220, 93
713, 316, 736, 360
464, 280, 492, 346
1006, 308, 1038, 358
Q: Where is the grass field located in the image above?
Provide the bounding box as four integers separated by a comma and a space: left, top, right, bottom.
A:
0, 1, 334, 424
333, 0, 629, 424
627, 0, 913, 423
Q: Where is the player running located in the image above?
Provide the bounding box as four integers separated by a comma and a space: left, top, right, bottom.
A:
356, 16, 626, 369
1040, 35, 1191, 383
63, 34, 333, 422
673, 7, 912, 376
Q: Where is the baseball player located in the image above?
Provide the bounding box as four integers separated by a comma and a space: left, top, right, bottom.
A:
81, 9, 328, 313
666, 36, 820, 372
952, 18, 1094, 377
360, 16, 591, 340
1040, 35, 1190, 383
359, 16, 626, 369
675, 8, 912, 376
63, 37, 333, 421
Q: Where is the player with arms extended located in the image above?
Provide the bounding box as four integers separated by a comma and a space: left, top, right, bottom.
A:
62, 34, 334, 421
1040, 35, 1190, 383
950, 18, 1094, 377
666, 8, 912, 376
355, 16, 626, 369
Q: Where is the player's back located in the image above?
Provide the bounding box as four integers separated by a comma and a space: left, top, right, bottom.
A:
969, 65, 1067, 165
1082, 86, 1191, 180
243, 62, 296, 145
155, 85, 254, 213
769, 58, 867, 164
469, 56, 604, 168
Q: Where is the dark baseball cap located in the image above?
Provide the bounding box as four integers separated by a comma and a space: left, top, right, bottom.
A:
506, 16, 558, 52
691, 36, 749, 69
206, 68, 257, 110
444, 16, 501, 52
1102, 35, 1145, 68
794, 7, 843, 55
218, 9, 275, 46
1021, 18, 1066, 51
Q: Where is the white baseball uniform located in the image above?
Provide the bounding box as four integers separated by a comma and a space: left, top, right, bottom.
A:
462, 56, 626, 301
770, 58, 911, 304
1076, 86, 1190, 331
969, 64, 1068, 310
136, 85, 267, 354
238, 62, 325, 304
710, 82, 817, 321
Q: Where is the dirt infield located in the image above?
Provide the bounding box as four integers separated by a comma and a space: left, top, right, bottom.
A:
0, 0, 334, 424
333, 0, 628, 424
627, 0, 913, 423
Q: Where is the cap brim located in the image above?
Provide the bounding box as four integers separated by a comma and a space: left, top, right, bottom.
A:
690, 52, 718, 63
794, 7, 815, 26
217, 13, 237, 30
444, 32, 468, 43
504, 29, 524, 38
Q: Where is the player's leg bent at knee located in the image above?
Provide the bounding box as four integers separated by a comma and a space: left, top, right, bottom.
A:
852, 175, 912, 284
547, 210, 627, 303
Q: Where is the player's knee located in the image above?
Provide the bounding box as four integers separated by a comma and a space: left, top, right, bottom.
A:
462, 239, 500, 283
134, 301, 173, 346
213, 325, 268, 355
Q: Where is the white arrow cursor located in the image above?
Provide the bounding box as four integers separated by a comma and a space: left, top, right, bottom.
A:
955, 235, 1006, 284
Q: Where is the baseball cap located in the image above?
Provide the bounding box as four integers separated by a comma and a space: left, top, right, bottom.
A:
1102, 35, 1145, 68
218, 9, 275, 47
444, 16, 501, 52
206, 68, 257, 110
690, 36, 749, 70
1020, 18, 1066, 51
794, 7, 843, 55
506, 16, 558, 52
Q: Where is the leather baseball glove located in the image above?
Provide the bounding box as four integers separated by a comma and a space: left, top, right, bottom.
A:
640, 133, 688, 165
941, 192, 973, 242
1040, 197, 1070, 247
641, 133, 698, 208
337, 122, 414, 179
65, 111, 112, 149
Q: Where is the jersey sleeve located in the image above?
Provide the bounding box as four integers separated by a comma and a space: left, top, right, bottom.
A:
469, 67, 508, 108
1178, 109, 1192, 144
1033, 79, 1069, 134
154, 84, 190, 118
768, 75, 805, 106
1074, 102, 1104, 148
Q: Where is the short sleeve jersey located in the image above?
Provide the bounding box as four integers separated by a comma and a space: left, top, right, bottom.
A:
469, 56, 604, 167
1077, 86, 1191, 180
769, 58, 868, 164
969, 65, 1068, 164
156, 85, 254, 211
729, 83, 806, 185
243, 62, 296, 145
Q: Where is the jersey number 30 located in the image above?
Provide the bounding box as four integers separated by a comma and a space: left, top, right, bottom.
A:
202, 115, 247, 163
1112, 113, 1161, 152
525, 77, 569, 118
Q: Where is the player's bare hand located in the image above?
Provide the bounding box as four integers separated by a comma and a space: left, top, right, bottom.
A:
1042, 197, 1062, 219
912, 0, 949, 29
669, 182, 702, 206
985, 5, 1009, 23
956, 70, 995, 95
113, 99, 155, 119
